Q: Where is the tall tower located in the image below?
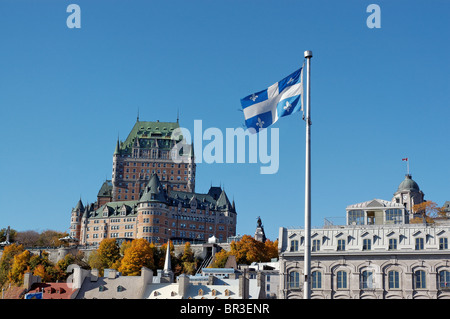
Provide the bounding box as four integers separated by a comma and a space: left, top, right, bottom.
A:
392, 174, 425, 213
112, 120, 195, 202
70, 199, 84, 239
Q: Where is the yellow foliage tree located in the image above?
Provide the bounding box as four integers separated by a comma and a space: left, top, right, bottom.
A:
0, 243, 25, 287
209, 249, 229, 268
411, 201, 445, 224
33, 264, 47, 281
228, 235, 279, 265
8, 250, 31, 285
118, 238, 155, 276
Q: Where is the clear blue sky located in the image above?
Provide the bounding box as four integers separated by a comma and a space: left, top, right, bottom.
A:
1, 0, 449, 241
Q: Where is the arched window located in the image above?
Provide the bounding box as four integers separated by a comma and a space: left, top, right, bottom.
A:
289, 271, 300, 288
388, 270, 400, 289
438, 270, 450, 290
360, 270, 374, 289
311, 271, 322, 289
337, 271, 347, 289
414, 270, 426, 289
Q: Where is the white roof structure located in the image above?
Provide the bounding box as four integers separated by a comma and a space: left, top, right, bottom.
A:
346, 198, 404, 210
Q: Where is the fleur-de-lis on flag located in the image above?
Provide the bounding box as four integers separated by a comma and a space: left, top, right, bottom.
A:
256, 117, 264, 128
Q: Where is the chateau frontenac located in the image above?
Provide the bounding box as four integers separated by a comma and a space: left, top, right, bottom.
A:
69, 119, 237, 245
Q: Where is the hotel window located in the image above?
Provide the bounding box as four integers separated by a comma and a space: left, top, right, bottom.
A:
337, 239, 345, 251
388, 270, 400, 289
414, 270, 426, 289
362, 239, 371, 250
337, 271, 347, 289
289, 271, 300, 288
388, 238, 397, 250
348, 210, 364, 225
360, 270, 374, 289
439, 237, 448, 250
312, 239, 320, 252
415, 237, 424, 250
438, 270, 450, 289
311, 271, 322, 289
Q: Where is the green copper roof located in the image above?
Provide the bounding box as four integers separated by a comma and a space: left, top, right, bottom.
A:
118, 120, 181, 154
397, 174, 420, 192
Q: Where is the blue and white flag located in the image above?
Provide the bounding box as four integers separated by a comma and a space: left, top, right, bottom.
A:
241, 67, 303, 132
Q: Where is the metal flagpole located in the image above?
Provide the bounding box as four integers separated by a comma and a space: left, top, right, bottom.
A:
303, 50, 312, 299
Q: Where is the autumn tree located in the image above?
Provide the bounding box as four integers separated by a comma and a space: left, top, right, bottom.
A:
210, 235, 279, 268
264, 239, 279, 261
0, 243, 25, 287
180, 242, 198, 275
209, 249, 229, 268
15, 231, 40, 247
230, 235, 267, 265
119, 238, 155, 276
36, 230, 68, 247
411, 201, 445, 224
8, 250, 31, 285
88, 239, 121, 275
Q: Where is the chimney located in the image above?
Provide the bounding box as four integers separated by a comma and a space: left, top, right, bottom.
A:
72, 267, 90, 290
106, 269, 117, 279
239, 270, 249, 299
141, 267, 153, 286
178, 274, 190, 298
90, 269, 99, 282
23, 272, 41, 290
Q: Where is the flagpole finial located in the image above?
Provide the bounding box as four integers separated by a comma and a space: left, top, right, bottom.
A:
304, 50, 313, 58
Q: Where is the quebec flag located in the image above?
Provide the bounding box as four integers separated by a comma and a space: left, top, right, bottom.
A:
241, 67, 303, 132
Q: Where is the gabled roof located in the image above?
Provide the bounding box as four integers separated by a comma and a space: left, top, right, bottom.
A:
346, 199, 405, 210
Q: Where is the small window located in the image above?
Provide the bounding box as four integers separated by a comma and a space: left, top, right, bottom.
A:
337, 239, 345, 251
415, 238, 424, 250
290, 240, 299, 252
312, 239, 320, 252
362, 239, 371, 251
439, 238, 448, 250
389, 238, 397, 250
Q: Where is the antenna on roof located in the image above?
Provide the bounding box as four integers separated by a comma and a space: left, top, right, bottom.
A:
177, 109, 180, 123
137, 108, 140, 122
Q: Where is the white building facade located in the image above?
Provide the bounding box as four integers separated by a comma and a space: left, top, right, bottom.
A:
278, 175, 450, 299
